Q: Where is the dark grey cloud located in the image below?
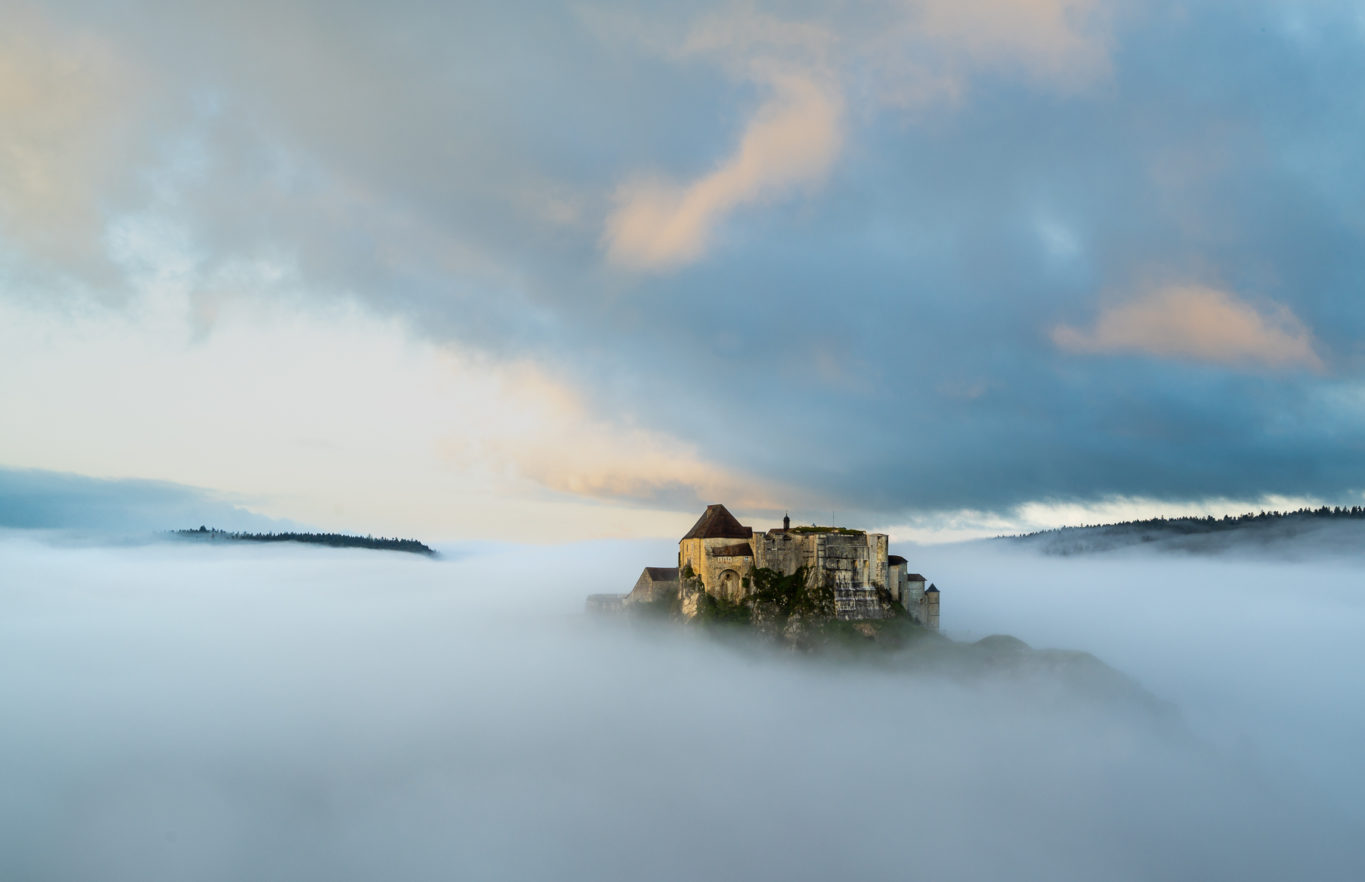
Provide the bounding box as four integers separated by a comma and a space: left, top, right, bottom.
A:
9, 0, 1365, 518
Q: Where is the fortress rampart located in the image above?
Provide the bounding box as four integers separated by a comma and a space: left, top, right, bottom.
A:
608, 505, 940, 629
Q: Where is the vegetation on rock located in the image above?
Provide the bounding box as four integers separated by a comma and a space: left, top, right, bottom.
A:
630, 565, 931, 653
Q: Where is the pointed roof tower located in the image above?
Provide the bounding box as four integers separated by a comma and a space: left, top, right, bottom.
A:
681, 504, 754, 540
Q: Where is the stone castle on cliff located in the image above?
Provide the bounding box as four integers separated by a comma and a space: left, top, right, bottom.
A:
590, 504, 939, 629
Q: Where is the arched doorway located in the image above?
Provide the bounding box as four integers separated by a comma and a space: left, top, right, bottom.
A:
718, 569, 741, 601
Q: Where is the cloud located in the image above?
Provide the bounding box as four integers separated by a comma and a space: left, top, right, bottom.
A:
2, 537, 1363, 879
0, 291, 777, 540
0, 467, 290, 534
603, 71, 842, 269
440, 360, 786, 511
599, 0, 1115, 270
0, 4, 157, 288
1052, 284, 1326, 371
2, 1, 1365, 528
680, 7, 835, 65
906, 0, 1112, 83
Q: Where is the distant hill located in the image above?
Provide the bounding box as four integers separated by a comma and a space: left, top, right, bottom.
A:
171, 526, 435, 556
1005, 506, 1365, 557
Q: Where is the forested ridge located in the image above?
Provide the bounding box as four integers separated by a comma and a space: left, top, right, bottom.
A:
171, 526, 434, 556
1012, 505, 1365, 539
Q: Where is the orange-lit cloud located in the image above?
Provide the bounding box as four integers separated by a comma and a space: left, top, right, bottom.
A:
910, 0, 1110, 81
0, 288, 783, 540
0, 5, 153, 283
603, 71, 842, 270
865, 0, 1113, 109
445, 364, 783, 511
1052, 285, 1325, 371
599, 0, 1114, 269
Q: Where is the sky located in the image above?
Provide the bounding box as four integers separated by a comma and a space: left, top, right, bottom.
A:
2, 0, 1364, 541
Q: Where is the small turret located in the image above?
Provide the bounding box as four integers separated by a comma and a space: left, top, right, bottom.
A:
783, 512, 791, 531
922, 583, 941, 631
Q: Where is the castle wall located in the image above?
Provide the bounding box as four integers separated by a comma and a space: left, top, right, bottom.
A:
922, 591, 940, 631
887, 561, 907, 602
678, 537, 704, 582
834, 588, 895, 620
629, 505, 937, 626
810, 533, 894, 620
625, 569, 679, 605
755, 531, 889, 591
909, 589, 941, 631
870, 535, 888, 589
905, 577, 926, 621
678, 515, 910, 622
755, 531, 808, 575
680, 536, 755, 601
805, 532, 888, 593
757, 530, 897, 620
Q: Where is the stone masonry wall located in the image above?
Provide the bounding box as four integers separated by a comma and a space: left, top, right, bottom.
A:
806, 532, 888, 593
680, 536, 755, 601
756, 531, 897, 620
682, 524, 903, 621
833, 587, 895, 621
754, 531, 807, 575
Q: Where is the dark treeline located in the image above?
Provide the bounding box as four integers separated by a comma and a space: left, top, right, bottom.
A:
1012, 505, 1365, 540
171, 526, 435, 556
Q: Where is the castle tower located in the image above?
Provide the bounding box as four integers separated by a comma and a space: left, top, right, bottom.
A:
678, 503, 755, 602
922, 583, 940, 631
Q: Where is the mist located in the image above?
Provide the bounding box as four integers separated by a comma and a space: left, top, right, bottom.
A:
914, 536, 1365, 830
1, 530, 1361, 881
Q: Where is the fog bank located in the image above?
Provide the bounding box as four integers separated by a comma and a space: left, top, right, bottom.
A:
914, 539, 1365, 828
1, 532, 1361, 881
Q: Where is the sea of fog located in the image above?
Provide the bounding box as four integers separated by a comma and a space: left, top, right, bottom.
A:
1, 530, 1362, 881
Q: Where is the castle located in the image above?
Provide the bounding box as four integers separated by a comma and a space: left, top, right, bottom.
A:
594, 504, 939, 629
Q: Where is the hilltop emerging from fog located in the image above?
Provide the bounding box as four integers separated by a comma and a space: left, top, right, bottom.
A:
1007, 506, 1365, 558
582, 506, 1171, 720
170, 526, 435, 556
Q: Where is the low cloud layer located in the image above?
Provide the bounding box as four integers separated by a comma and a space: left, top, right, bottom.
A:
1, 534, 1362, 880
911, 536, 1365, 827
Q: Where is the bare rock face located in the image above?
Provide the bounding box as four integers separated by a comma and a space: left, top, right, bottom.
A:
679, 580, 707, 620
781, 615, 807, 647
